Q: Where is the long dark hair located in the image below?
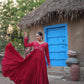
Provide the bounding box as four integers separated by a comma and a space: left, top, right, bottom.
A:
37, 32, 43, 40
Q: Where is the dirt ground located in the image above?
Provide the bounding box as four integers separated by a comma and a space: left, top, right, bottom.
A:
0, 72, 84, 84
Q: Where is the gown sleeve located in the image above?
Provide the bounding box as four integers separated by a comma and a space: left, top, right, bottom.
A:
24, 37, 33, 47
45, 43, 50, 65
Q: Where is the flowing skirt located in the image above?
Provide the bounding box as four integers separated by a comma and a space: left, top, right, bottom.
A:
1, 43, 49, 84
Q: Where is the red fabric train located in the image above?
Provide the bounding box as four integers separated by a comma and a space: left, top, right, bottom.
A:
1, 37, 50, 84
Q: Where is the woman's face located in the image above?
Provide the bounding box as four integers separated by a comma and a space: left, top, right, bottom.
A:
36, 34, 42, 41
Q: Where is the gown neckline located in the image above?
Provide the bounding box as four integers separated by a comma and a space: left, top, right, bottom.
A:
36, 41, 45, 45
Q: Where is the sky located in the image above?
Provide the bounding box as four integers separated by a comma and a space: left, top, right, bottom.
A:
0, 0, 17, 3
0, 0, 39, 3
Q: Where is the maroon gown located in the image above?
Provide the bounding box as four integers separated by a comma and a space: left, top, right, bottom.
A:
1, 37, 50, 84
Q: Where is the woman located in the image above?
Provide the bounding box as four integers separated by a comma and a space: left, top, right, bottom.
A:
2, 31, 51, 84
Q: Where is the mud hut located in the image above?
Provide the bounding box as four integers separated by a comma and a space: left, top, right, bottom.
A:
18, 0, 84, 78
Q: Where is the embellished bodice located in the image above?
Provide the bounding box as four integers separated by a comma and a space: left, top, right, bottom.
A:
24, 37, 50, 65
32, 41, 47, 51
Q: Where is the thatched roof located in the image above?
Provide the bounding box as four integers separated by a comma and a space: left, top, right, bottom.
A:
18, 0, 84, 29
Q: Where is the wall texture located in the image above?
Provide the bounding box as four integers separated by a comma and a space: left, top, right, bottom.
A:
28, 18, 84, 67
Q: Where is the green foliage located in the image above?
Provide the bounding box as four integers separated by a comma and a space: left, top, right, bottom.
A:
0, 0, 46, 50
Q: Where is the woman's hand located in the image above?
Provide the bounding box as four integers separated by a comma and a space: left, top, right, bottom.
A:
24, 32, 27, 37
48, 64, 51, 68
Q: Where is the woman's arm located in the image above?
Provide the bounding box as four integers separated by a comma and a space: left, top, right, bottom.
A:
24, 37, 33, 47
45, 43, 50, 66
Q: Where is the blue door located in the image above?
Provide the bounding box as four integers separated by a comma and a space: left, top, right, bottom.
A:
44, 24, 68, 66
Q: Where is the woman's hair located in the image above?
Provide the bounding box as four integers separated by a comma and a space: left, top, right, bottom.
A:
37, 32, 43, 40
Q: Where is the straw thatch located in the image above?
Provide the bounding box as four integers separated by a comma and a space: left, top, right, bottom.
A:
18, 0, 84, 29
